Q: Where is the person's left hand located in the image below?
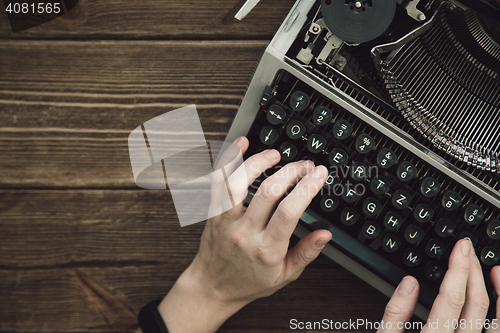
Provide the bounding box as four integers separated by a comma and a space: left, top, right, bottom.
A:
157, 136, 332, 333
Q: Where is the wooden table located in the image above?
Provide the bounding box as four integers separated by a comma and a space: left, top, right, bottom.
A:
0, 1, 417, 331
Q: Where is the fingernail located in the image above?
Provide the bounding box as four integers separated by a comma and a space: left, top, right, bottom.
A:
497, 266, 500, 274
461, 239, 471, 256
264, 149, 280, 160
397, 276, 416, 296
233, 137, 245, 148
301, 160, 314, 169
312, 165, 327, 179
315, 238, 329, 248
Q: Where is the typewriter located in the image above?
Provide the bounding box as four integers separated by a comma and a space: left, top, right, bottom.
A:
224, 0, 500, 320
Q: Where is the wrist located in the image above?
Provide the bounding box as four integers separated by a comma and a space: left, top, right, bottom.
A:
157, 263, 248, 333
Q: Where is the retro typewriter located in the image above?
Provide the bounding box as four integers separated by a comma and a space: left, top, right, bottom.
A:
224, 0, 500, 320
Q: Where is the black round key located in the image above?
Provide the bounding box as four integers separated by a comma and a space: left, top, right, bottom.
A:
424, 262, 445, 280
329, 148, 348, 166
307, 134, 326, 154
403, 248, 422, 267
279, 142, 297, 162
481, 246, 500, 266
414, 203, 434, 223
312, 105, 332, 126
457, 232, 477, 247
362, 221, 381, 239
259, 126, 279, 145
362, 197, 383, 217
340, 207, 359, 226
290, 91, 310, 112
426, 239, 445, 259
397, 161, 417, 181
370, 176, 390, 195
442, 190, 462, 211
323, 173, 340, 191
435, 218, 455, 238
420, 177, 441, 198
351, 161, 368, 181
355, 133, 375, 154
486, 219, 500, 240
376, 148, 397, 169
332, 119, 352, 140
404, 224, 424, 244
384, 211, 403, 231
286, 119, 306, 140
463, 204, 485, 225
320, 194, 339, 213
382, 234, 401, 253
342, 185, 361, 203
266, 104, 286, 125
392, 190, 411, 209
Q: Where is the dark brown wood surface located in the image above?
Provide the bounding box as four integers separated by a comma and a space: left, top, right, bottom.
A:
0, 1, 416, 332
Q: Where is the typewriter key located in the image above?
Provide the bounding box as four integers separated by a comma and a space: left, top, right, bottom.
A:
442, 190, 462, 211
289, 91, 310, 112
266, 104, 286, 125
403, 248, 422, 267
377, 148, 396, 169
486, 219, 500, 240
463, 204, 484, 225
279, 142, 297, 162
286, 119, 306, 140
425, 239, 445, 259
382, 234, 401, 253
332, 119, 352, 140
404, 224, 424, 244
329, 148, 348, 166
420, 177, 441, 198
259, 126, 279, 145
413, 204, 434, 223
312, 106, 332, 126
435, 218, 455, 238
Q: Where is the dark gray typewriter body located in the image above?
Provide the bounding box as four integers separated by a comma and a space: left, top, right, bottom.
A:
223, 0, 500, 320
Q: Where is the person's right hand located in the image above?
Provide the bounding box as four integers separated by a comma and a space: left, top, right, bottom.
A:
377, 238, 500, 332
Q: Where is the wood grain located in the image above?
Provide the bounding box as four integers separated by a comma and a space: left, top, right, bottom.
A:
0, 0, 295, 39
0, 40, 267, 188
0, 189, 420, 332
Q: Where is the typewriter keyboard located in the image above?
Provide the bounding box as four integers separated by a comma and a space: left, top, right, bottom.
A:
244, 70, 500, 311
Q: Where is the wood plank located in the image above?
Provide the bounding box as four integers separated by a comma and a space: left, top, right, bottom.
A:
0, 40, 267, 188
0, 264, 408, 333
0, 264, 398, 332
0, 189, 420, 332
0, 0, 295, 39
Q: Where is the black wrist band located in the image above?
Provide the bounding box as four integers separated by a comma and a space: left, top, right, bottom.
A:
138, 299, 169, 333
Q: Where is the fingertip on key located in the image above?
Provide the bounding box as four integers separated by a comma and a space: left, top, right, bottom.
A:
264, 149, 280, 160
312, 165, 328, 179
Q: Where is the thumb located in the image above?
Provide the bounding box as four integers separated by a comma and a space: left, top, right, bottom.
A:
284, 229, 332, 281
377, 276, 419, 333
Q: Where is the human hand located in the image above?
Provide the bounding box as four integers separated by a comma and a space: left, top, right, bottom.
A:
377, 238, 500, 332
157, 136, 332, 333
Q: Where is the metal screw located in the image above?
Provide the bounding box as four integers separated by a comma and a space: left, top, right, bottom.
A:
418, 13, 426, 21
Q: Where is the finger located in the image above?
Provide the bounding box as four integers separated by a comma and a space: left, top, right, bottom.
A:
486, 266, 500, 333
456, 248, 489, 333
210, 137, 249, 215
265, 165, 328, 246
376, 276, 419, 333
283, 229, 332, 281
421, 239, 472, 333
245, 160, 315, 230
213, 136, 249, 174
